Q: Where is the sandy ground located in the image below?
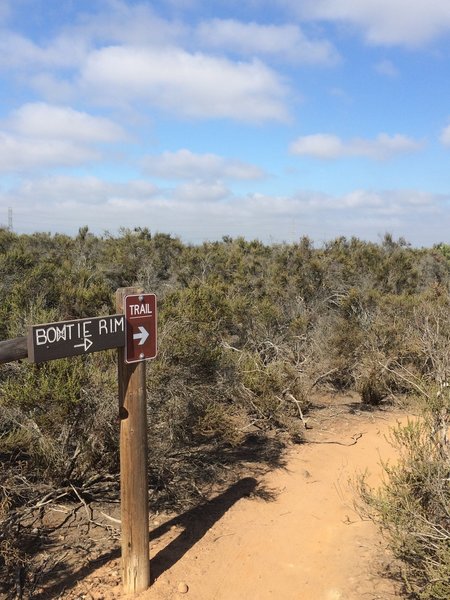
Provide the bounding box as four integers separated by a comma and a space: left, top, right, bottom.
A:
64, 400, 406, 600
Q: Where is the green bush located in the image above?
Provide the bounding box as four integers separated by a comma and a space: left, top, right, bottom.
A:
359, 415, 450, 599
358, 302, 450, 599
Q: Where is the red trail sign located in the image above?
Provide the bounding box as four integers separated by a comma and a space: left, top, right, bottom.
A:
124, 293, 157, 364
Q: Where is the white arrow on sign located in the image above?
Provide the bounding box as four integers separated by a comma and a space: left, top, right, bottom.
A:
74, 337, 93, 352
133, 326, 149, 346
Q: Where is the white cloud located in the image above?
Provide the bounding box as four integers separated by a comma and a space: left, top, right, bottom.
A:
290, 134, 345, 159
8, 103, 125, 142
141, 149, 265, 180
440, 124, 450, 146
0, 103, 126, 173
0, 133, 99, 172
0, 4, 290, 122
3, 175, 158, 204
3, 175, 447, 246
0, 31, 89, 70
293, 0, 450, 46
290, 132, 423, 159
375, 59, 399, 77
173, 180, 230, 203
71, 0, 186, 47
80, 46, 289, 122
28, 73, 77, 103
0, 2, 183, 72
196, 19, 339, 64
339, 189, 435, 211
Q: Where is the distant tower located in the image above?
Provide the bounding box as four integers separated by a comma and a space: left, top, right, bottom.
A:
7, 207, 12, 231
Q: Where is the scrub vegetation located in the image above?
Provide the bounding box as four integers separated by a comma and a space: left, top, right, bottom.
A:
0, 227, 449, 598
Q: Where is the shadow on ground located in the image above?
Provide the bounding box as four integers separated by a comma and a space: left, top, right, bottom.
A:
31, 476, 277, 599
151, 476, 262, 581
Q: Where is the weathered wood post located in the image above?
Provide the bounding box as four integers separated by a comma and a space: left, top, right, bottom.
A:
0, 336, 27, 363
116, 287, 150, 594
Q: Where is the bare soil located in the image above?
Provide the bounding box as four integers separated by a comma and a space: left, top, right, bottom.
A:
36, 395, 407, 600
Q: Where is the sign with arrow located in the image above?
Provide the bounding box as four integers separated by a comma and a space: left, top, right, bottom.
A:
28, 315, 125, 363
125, 293, 157, 364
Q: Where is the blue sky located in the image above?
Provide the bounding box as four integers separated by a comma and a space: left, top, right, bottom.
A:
0, 0, 449, 245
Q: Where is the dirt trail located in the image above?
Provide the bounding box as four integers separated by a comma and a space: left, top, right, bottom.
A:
67, 401, 406, 600
136, 404, 404, 600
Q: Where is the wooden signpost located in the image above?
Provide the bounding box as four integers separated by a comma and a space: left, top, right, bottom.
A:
116, 288, 152, 593
0, 287, 157, 595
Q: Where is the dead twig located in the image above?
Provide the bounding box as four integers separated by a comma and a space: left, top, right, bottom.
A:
308, 432, 365, 447
100, 511, 121, 525
284, 393, 310, 429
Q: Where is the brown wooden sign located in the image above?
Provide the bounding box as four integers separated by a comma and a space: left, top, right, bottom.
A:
28, 314, 125, 363
125, 293, 157, 364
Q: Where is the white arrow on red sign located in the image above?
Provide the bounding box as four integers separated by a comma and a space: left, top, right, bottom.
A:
133, 326, 149, 346
125, 293, 157, 364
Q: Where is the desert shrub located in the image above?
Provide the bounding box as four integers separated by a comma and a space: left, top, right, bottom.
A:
358, 295, 450, 599
0, 352, 118, 482
0, 349, 120, 595
359, 413, 450, 599
358, 369, 385, 405
434, 243, 450, 264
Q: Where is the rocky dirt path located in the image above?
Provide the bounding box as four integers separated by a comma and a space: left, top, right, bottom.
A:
67, 399, 406, 600
138, 401, 404, 600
